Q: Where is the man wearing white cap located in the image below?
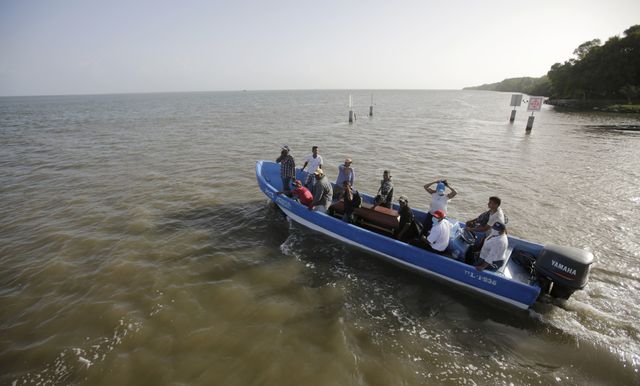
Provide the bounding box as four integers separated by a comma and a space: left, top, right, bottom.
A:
421, 179, 457, 239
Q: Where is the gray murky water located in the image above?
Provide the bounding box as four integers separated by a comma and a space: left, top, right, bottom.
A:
1, 90, 639, 385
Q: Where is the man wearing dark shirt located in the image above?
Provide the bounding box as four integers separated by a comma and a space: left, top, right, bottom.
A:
341, 181, 361, 222
395, 195, 419, 242
275, 145, 295, 193
374, 170, 393, 208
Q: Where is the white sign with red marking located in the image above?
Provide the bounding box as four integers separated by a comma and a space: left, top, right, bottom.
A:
527, 97, 544, 111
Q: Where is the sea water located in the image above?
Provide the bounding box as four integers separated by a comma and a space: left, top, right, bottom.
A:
1, 90, 639, 385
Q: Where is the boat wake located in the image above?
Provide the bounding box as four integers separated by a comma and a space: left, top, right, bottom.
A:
10, 318, 142, 386
279, 231, 306, 262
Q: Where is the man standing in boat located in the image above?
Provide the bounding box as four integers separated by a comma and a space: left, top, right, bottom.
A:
334, 158, 355, 200
301, 146, 323, 189
421, 179, 457, 239
309, 168, 333, 213
275, 145, 295, 193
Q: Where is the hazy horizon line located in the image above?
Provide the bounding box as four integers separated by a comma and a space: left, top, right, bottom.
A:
0, 87, 510, 99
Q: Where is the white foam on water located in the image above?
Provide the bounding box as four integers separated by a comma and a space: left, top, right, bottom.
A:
11, 318, 142, 386
279, 232, 304, 260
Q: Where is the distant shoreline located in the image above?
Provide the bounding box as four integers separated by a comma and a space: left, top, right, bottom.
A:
545, 99, 640, 114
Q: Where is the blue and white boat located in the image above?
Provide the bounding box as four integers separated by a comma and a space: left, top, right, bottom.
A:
256, 160, 594, 310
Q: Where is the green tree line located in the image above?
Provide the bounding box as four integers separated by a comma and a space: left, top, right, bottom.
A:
548, 24, 640, 102
463, 76, 550, 96
465, 24, 639, 103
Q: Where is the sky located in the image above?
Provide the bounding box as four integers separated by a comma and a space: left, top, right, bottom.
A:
1, 0, 639, 96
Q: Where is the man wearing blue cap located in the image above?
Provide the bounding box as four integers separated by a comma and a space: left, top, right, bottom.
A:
475, 222, 508, 271
421, 179, 457, 238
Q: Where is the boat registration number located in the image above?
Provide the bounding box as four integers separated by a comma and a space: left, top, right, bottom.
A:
464, 270, 497, 286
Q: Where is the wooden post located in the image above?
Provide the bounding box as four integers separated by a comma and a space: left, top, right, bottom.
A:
526, 113, 535, 131
525, 96, 544, 131
348, 94, 354, 123
509, 94, 522, 123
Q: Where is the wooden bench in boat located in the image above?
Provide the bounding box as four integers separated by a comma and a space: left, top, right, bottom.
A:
329, 200, 399, 235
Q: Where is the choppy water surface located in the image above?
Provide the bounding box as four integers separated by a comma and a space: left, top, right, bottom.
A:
1, 90, 639, 385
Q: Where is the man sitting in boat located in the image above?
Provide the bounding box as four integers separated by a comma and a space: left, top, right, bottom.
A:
421, 210, 452, 253
309, 168, 333, 213
277, 179, 313, 207
465, 196, 507, 237
421, 179, 457, 238
341, 181, 361, 222
395, 195, 421, 243
373, 170, 393, 208
474, 222, 508, 271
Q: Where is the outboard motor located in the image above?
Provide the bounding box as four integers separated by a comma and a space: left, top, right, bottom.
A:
534, 244, 594, 300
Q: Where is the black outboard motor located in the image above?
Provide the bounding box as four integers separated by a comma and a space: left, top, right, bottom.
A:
534, 244, 594, 300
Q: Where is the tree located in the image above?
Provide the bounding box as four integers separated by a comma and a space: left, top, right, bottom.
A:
620, 85, 639, 104
547, 25, 640, 101
624, 25, 640, 37
573, 39, 601, 60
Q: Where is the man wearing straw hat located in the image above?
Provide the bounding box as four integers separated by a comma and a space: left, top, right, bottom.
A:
334, 157, 355, 200
309, 167, 333, 213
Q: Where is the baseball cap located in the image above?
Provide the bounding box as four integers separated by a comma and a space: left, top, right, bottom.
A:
398, 195, 408, 204
281, 144, 290, 152
492, 222, 506, 232
433, 210, 446, 219
314, 167, 324, 176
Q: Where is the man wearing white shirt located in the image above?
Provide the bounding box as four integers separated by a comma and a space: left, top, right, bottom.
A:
475, 222, 508, 271
421, 179, 457, 239
465, 196, 506, 236
425, 210, 452, 252
301, 146, 323, 188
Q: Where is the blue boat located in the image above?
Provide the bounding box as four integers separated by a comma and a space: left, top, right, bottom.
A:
256, 160, 594, 310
